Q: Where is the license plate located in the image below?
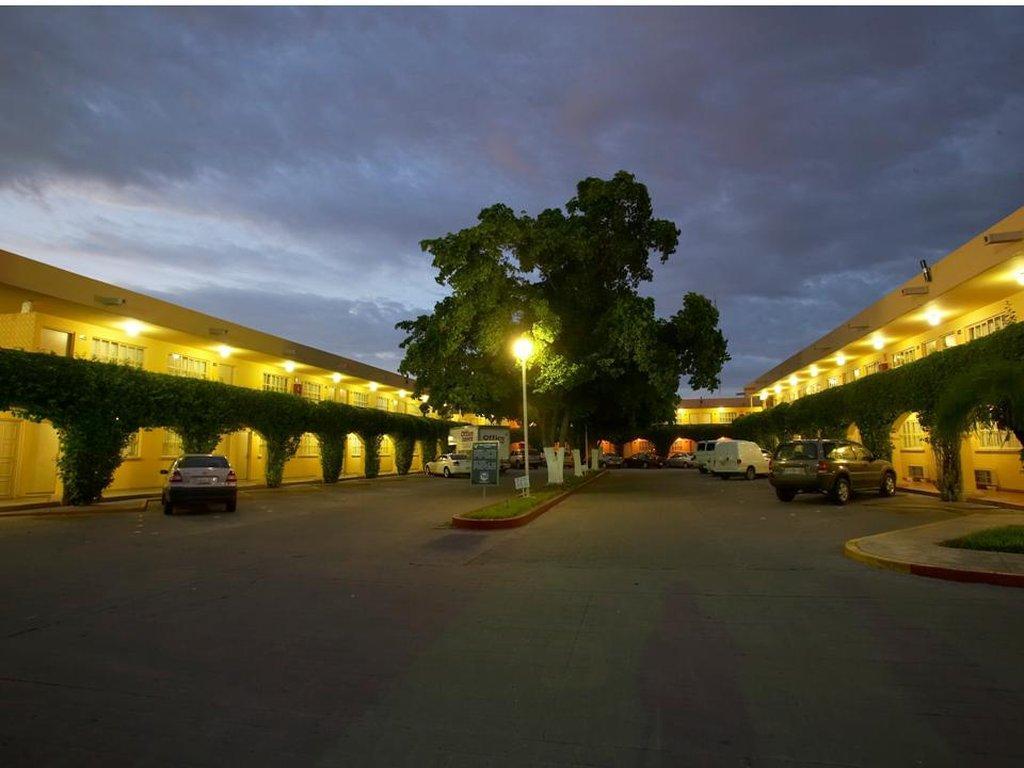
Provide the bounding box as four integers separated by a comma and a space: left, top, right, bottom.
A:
782, 467, 804, 475
194, 477, 215, 485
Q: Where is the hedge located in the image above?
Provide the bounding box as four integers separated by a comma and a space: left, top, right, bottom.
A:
0, 349, 454, 504
728, 322, 1024, 501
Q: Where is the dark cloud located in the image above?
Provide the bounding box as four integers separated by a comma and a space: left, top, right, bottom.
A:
1, 7, 1022, 394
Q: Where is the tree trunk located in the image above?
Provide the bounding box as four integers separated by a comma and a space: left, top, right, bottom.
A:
932, 434, 963, 502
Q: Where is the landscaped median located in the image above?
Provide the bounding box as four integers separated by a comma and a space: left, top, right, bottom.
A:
451, 470, 607, 530
844, 512, 1024, 588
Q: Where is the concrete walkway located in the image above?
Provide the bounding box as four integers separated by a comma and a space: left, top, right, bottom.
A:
846, 512, 1024, 587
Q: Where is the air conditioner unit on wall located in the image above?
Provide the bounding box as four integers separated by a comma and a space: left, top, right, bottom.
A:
908, 465, 927, 482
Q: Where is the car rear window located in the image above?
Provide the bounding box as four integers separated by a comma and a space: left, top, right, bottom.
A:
178, 456, 229, 468
776, 442, 819, 460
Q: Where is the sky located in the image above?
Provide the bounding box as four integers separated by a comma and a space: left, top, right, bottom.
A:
1, 7, 1022, 395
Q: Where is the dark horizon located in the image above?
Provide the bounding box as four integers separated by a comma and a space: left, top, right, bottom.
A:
1, 7, 1022, 393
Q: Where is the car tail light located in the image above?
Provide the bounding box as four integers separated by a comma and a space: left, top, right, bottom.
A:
170, 469, 183, 483
817, 460, 829, 473
226, 470, 237, 485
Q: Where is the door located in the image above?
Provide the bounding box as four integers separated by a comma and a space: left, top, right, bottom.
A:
0, 419, 20, 498
852, 444, 879, 490
38, 328, 73, 357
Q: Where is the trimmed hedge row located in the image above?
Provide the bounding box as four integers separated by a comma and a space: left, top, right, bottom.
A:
728, 322, 1024, 501
0, 349, 453, 505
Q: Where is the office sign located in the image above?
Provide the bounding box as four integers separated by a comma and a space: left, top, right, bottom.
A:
471, 441, 500, 486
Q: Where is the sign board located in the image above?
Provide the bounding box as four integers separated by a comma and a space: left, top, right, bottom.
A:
514, 475, 529, 491
572, 449, 583, 477
544, 447, 565, 484
470, 441, 500, 486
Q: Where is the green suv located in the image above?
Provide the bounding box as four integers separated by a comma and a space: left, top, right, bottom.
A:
769, 439, 897, 505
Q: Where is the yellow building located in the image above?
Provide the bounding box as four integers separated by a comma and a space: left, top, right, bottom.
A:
0, 249, 487, 503
614, 396, 763, 458
745, 205, 1024, 497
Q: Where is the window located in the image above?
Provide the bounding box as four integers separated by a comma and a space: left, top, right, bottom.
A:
922, 334, 957, 357
302, 382, 321, 402
967, 312, 1012, 341
347, 433, 362, 457
715, 411, 737, 423
805, 382, 820, 395
973, 424, 1022, 450
380, 436, 392, 456
900, 415, 924, 450
298, 433, 320, 457
827, 376, 840, 388
864, 362, 879, 376
263, 372, 289, 393
178, 455, 229, 468
351, 391, 369, 408
376, 395, 391, 411
217, 364, 234, 385
892, 347, 916, 368
162, 429, 183, 457
333, 387, 348, 404
93, 337, 144, 367
122, 430, 142, 459
167, 353, 208, 379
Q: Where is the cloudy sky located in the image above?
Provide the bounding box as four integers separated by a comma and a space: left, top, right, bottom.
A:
2, 7, 1022, 394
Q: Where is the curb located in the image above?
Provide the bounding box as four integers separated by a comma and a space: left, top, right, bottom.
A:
843, 538, 1024, 588
898, 484, 1024, 512
452, 470, 607, 530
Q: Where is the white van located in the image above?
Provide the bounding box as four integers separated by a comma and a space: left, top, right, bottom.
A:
712, 440, 770, 480
695, 438, 729, 473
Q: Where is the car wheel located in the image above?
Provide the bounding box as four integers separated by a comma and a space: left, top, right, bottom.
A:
698, 466, 707, 474
775, 487, 796, 502
719, 473, 728, 480
831, 476, 851, 506
226, 499, 237, 513
745, 466, 756, 481
879, 471, 897, 497
163, 501, 173, 516
443, 467, 451, 478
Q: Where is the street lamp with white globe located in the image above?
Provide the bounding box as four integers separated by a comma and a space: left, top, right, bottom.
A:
513, 335, 535, 496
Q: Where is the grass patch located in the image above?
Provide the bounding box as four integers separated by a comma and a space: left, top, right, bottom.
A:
942, 525, 1024, 555
461, 473, 593, 520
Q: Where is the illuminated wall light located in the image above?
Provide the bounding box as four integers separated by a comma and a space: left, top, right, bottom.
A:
123, 319, 143, 337
398, 389, 408, 399
872, 334, 885, 351
925, 308, 941, 327
331, 372, 342, 383
758, 389, 768, 402
773, 384, 782, 395
809, 364, 819, 377
836, 353, 846, 366
217, 344, 231, 359
420, 394, 429, 402
854, 369, 862, 379
170, 352, 181, 361
368, 381, 379, 392
1017, 269, 1024, 286
283, 360, 296, 373
788, 374, 798, 387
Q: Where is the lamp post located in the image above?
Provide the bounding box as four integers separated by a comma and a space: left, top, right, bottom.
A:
513, 335, 535, 496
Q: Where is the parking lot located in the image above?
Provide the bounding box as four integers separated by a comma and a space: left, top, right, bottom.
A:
1, 469, 1022, 766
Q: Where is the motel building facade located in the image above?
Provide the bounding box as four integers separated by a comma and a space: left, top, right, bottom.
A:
744, 204, 1024, 500
612, 396, 764, 459
0, 250, 488, 504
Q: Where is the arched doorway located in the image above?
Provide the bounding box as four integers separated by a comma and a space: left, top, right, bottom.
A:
890, 412, 936, 491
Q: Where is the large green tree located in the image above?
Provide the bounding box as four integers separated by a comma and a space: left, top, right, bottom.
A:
397, 171, 729, 443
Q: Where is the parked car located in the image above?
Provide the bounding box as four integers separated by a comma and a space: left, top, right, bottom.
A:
769, 439, 897, 505
623, 451, 664, 469
665, 451, 695, 468
598, 452, 624, 468
711, 440, 770, 480
509, 448, 545, 469
425, 452, 471, 477
161, 454, 237, 515
694, 440, 722, 473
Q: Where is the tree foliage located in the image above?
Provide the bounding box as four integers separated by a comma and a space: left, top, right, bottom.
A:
397, 171, 729, 443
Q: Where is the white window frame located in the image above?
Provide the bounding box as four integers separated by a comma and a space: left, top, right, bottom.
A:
302, 381, 322, 402
298, 432, 320, 457
967, 312, 1012, 342
93, 337, 144, 368
973, 424, 1022, 451
262, 372, 289, 393
122, 430, 142, 459
900, 415, 924, 450
216, 363, 234, 385
892, 347, 916, 368
347, 433, 363, 457
351, 391, 369, 408
167, 353, 209, 380
161, 429, 183, 458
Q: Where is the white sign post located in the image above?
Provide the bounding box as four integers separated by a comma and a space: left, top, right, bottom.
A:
544, 447, 565, 484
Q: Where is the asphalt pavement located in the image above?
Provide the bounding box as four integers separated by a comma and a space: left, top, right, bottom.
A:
1, 468, 1021, 766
